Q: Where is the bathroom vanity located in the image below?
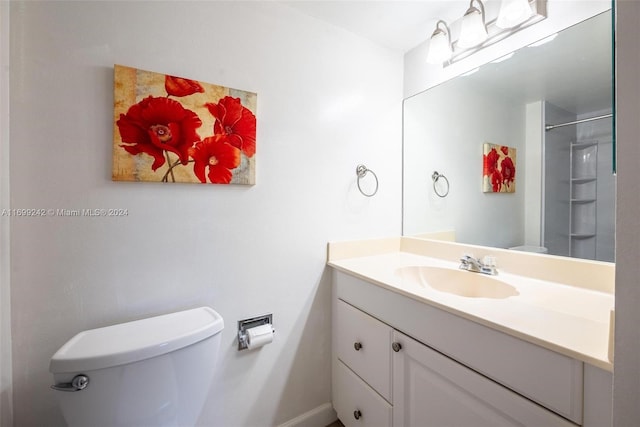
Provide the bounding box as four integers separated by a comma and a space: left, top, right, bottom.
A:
328, 237, 614, 427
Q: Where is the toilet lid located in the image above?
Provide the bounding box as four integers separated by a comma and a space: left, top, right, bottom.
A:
50, 306, 224, 374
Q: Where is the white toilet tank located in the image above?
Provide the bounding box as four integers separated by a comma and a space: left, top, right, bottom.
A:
508, 245, 549, 254
49, 307, 224, 427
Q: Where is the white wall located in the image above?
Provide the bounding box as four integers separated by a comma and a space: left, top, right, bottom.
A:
403, 79, 525, 248
524, 101, 543, 246
0, 1, 12, 426
404, 0, 612, 98
613, 1, 640, 425
8, 2, 402, 426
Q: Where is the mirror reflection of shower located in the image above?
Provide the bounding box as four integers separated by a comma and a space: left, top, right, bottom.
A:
543, 105, 614, 262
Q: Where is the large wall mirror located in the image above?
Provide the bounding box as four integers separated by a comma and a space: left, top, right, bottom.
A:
403, 10, 614, 262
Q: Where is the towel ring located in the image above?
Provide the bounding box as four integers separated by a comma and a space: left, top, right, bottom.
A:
356, 164, 378, 197
432, 171, 449, 198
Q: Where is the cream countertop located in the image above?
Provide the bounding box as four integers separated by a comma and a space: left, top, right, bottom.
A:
328, 237, 614, 372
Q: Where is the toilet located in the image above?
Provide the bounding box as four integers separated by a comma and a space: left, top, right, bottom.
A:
508, 245, 549, 254
49, 306, 224, 427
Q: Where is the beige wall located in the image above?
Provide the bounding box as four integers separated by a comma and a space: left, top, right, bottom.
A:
613, 1, 640, 425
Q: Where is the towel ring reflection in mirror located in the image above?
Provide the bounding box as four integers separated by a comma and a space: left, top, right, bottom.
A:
432, 171, 450, 198
356, 164, 378, 197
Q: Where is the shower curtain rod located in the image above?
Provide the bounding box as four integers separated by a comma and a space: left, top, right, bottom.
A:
545, 113, 613, 131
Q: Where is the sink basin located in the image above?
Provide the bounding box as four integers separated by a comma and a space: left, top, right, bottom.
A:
395, 266, 519, 299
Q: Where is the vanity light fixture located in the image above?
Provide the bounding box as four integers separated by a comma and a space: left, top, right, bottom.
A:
426, 0, 547, 66
426, 20, 453, 64
496, 0, 534, 29
458, 0, 488, 49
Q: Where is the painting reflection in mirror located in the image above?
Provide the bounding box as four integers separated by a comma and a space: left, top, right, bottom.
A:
483, 143, 517, 193
402, 10, 614, 262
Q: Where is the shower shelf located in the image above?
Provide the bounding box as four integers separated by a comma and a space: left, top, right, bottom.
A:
571, 141, 599, 149
570, 233, 596, 238
569, 138, 599, 260
571, 177, 597, 184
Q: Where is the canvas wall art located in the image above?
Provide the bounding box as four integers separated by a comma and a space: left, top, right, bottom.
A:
483, 143, 516, 193
112, 64, 257, 185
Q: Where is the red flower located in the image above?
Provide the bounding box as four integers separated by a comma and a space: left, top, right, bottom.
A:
491, 170, 503, 192
501, 156, 516, 187
484, 148, 500, 176
500, 146, 509, 156
165, 75, 204, 97
206, 96, 256, 157
117, 96, 202, 171
188, 135, 241, 184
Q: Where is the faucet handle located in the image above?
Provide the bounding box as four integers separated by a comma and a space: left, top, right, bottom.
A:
460, 253, 474, 262
482, 255, 496, 267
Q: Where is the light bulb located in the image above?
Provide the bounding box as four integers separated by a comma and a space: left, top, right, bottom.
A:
458, 3, 488, 49
426, 21, 452, 64
426, 29, 453, 64
496, 0, 533, 29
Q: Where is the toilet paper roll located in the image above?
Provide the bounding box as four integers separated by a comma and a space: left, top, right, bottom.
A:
246, 324, 274, 350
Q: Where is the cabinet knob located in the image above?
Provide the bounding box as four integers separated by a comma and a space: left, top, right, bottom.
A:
353, 409, 362, 420
392, 342, 402, 352
354, 342, 363, 351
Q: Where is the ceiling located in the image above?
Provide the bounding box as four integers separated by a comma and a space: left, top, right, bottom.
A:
280, 1, 470, 52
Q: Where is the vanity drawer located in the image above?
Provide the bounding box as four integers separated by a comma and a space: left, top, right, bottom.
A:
333, 359, 392, 427
336, 299, 392, 402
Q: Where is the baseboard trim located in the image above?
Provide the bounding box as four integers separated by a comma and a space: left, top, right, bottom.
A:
277, 403, 337, 427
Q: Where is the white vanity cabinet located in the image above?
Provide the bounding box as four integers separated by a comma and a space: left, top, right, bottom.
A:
331, 270, 613, 427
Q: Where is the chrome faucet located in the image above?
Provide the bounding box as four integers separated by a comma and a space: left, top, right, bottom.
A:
459, 254, 498, 276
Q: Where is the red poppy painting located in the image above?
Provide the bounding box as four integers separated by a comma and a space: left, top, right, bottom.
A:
113, 65, 257, 184
483, 143, 516, 193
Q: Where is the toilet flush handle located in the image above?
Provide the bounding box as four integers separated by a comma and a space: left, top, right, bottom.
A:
51, 374, 89, 392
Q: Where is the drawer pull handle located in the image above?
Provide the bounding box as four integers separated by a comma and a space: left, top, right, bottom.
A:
354, 409, 362, 420
354, 342, 363, 351
392, 342, 402, 352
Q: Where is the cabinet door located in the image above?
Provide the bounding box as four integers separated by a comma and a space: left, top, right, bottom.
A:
336, 299, 392, 401
334, 360, 392, 427
392, 331, 576, 427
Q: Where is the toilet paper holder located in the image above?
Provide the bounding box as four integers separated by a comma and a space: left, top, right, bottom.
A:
238, 314, 274, 350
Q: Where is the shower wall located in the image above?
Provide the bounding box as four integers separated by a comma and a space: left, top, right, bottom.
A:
543, 102, 614, 262
576, 109, 615, 262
